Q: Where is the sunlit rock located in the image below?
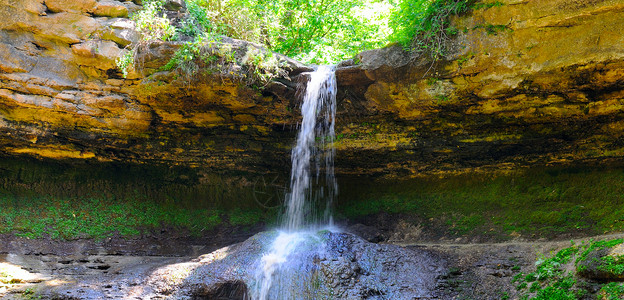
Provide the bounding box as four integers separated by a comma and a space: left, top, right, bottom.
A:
93, 0, 129, 18
139, 230, 446, 300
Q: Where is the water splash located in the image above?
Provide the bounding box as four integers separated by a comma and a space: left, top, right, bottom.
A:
253, 66, 338, 299
254, 231, 305, 300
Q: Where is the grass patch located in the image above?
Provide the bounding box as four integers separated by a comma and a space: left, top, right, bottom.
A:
598, 255, 624, 276
512, 239, 624, 299
0, 196, 223, 239
576, 239, 624, 278
0, 195, 274, 239
576, 239, 624, 266
472, 1, 504, 10
0, 157, 280, 240
336, 166, 624, 239
600, 282, 624, 300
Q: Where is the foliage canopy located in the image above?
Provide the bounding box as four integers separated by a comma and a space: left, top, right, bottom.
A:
389, 0, 475, 59
185, 0, 478, 63
119, 0, 483, 78
183, 0, 393, 64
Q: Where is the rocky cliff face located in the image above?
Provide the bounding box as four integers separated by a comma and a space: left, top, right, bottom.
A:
337, 0, 624, 176
0, 0, 307, 174
0, 0, 623, 177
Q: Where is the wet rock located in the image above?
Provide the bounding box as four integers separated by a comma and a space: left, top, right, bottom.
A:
335, 65, 373, 87
137, 231, 446, 299
346, 223, 385, 243
7, 235, 617, 300
86, 264, 111, 270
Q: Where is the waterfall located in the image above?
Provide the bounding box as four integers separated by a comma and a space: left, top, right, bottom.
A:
252, 65, 338, 300
284, 65, 338, 230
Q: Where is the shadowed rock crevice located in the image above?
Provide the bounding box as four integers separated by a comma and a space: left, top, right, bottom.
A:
192, 280, 249, 300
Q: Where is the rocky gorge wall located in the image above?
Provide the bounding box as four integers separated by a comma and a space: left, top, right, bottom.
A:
0, 0, 623, 177
338, 0, 624, 176
0, 0, 307, 175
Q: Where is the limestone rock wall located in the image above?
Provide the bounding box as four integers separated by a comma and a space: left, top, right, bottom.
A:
0, 0, 302, 173
335, 0, 624, 176
1, 0, 624, 177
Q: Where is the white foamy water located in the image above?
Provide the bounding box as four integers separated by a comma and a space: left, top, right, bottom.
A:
253, 231, 306, 300
284, 65, 338, 231
252, 66, 338, 300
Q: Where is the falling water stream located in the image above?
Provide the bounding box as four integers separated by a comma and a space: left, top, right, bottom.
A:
253, 66, 338, 300
285, 65, 338, 231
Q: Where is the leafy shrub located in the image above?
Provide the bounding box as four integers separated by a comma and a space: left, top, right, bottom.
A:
535, 247, 577, 280
178, 0, 212, 38
241, 47, 285, 86
119, 0, 507, 78
161, 34, 286, 87
195, 0, 266, 44
115, 50, 134, 78
133, 0, 177, 42
513, 239, 624, 299
122, 0, 395, 67
117, 0, 177, 77
514, 247, 583, 299
389, 0, 474, 59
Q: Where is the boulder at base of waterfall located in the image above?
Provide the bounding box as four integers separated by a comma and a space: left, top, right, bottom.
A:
137, 230, 447, 299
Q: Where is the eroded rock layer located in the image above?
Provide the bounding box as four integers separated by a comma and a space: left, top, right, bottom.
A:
337, 0, 624, 176
0, 0, 306, 174
1, 0, 623, 176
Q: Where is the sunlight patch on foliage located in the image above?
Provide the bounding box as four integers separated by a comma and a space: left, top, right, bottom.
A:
118, 0, 485, 79
190, 0, 393, 64
388, 0, 474, 59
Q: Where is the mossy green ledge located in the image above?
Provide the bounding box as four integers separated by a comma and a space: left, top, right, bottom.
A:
1, 0, 624, 177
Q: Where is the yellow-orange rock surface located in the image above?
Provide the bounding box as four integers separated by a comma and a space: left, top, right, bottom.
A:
0, 0, 623, 177
336, 0, 624, 176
